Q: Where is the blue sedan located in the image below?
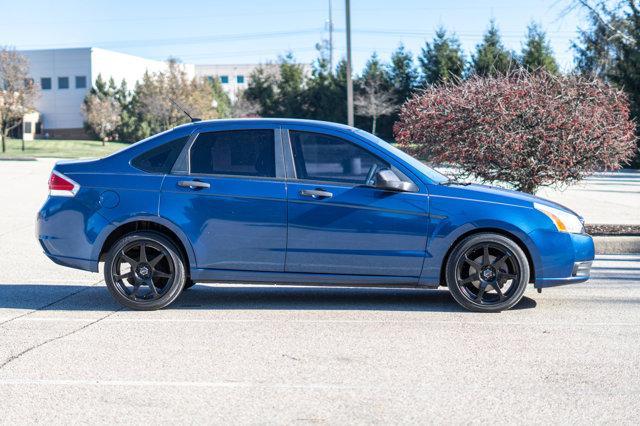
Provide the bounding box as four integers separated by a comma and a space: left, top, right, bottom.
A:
36, 119, 594, 312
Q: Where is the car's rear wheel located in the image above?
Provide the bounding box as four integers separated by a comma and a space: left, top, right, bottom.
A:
446, 233, 530, 312
104, 231, 186, 310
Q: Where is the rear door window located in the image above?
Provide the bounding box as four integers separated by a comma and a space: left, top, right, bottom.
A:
190, 130, 276, 177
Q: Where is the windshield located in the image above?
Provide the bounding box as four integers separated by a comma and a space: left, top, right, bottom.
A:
354, 130, 449, 184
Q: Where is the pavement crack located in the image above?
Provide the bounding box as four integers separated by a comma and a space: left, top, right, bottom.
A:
0, 307, 123, 371
0, 279, 102, 328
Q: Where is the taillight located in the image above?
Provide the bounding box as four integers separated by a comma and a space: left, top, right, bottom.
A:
48, 171, 79, 197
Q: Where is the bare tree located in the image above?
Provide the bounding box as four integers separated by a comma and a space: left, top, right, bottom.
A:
81, 95, 122, 145
565, 1, 636, 45
230, 92, 260, 118
354, 75, 397, 135
0, 48, 38, 152
135, 59, 221, 133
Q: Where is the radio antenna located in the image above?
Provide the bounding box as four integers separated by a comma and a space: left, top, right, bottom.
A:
169, 98, 201, 122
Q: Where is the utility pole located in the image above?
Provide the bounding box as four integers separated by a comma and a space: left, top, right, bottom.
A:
345, 0, 354, 126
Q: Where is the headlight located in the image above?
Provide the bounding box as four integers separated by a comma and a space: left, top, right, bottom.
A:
534, 202, 584, 234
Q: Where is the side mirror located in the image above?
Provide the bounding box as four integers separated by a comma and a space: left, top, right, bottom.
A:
374, 169, 419, 193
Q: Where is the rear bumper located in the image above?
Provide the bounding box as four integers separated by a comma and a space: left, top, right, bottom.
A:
36, 195, 108, 273
531, 231, 595, 288
42, 251, 98, 272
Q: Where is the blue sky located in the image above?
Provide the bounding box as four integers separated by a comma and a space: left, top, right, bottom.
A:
4, 0, 585, 73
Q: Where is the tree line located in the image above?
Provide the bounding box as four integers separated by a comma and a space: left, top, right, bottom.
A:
79, 19, 559, 143
241, 20, 559, 141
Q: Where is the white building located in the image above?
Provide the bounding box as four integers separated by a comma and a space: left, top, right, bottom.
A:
195, 63, 311, 102
194, 64, 267, 102
21, 47, 193, 138
20, 47, 309, 139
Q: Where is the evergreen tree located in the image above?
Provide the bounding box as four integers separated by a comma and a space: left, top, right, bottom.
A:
244, 54, 305, 117
276, 53, 306, 117
388, 44, 417, 102
521, 22, 559, 73
244, 65, 277, 117
303, 47, 346, 123
419, 28, 465, 85
470, 20, 516, 76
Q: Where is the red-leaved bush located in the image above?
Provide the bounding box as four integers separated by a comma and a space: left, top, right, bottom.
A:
394, 71, 638, 193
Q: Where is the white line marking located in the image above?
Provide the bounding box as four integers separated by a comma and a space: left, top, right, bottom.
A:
1, 317, 639, 327
0, 378, 363, 390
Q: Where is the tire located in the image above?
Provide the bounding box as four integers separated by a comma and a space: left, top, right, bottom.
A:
104, 231, 186, 310
445, 233, 530, 312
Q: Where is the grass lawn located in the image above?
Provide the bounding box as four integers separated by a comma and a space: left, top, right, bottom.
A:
0, 138, 129, 159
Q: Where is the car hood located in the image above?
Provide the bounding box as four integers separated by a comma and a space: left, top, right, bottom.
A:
435, 183, 581, 216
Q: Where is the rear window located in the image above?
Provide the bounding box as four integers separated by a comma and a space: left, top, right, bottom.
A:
131, 136, 189, 174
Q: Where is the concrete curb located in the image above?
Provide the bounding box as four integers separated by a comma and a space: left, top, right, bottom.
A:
0, 157, 37, 161
594, 236, 640, 255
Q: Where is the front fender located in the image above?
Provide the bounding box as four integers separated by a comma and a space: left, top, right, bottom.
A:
419, 194, 544, 286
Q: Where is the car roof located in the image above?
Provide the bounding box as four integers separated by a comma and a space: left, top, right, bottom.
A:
175, 118, 356, 132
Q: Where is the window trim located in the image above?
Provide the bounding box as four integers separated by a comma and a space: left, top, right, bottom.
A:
178, 127, 285, 180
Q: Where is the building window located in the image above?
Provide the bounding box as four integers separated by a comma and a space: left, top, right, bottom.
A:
207, 76, 214, 83
24, 122, 32, 134
220, 75, 229, 84
24, 78, 34, 87
75, 76, 87, 89
58, 77, 69, 89
236, 75, 245, 84
41, 77, 52, 90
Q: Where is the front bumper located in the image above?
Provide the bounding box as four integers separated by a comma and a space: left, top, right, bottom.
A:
530, 230, 595, 288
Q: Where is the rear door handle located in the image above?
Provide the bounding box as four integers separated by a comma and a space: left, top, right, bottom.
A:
299, 189, 333, 199
178, 180, 210, 190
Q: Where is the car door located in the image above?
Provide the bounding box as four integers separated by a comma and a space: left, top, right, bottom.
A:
160, 125, 287, 272
284, 127, 429, 278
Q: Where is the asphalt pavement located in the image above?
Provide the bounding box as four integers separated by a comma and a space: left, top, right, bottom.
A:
1, 159, 639, 424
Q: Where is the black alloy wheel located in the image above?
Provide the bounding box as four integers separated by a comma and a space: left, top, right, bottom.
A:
104, 232, 186, 310
446, 233, 530, 312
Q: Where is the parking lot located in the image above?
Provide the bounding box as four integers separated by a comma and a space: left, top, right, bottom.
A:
1, 159, 639, 424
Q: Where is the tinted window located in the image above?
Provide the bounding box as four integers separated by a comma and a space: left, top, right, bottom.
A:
58, 77, 69, 89
190, 130, 275, 177
236, 75, 245, 84
220, 75, 229, 84
75, 76, 87, 88
290, 131, 388, 184
132, 136, 189, 174
41, 77, 51, 90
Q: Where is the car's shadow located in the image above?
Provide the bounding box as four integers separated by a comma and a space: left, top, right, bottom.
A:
0, 284, 537, 313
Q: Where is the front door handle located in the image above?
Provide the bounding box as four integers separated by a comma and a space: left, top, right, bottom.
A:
299, 189, 333, 199
178, 180, 210, 190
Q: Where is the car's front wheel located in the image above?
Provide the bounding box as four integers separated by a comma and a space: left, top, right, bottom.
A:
104, 231, 186, 310
446, 233, 530, 312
